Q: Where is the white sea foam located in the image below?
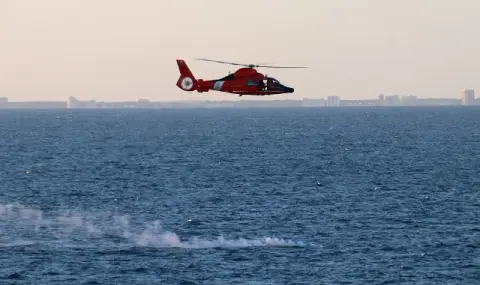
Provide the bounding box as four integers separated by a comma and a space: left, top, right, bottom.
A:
135, 232, 304, 248
0, 203, 305, 249
0, 240, 35, 248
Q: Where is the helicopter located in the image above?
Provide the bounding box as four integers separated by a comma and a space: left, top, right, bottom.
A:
176, 58, 307, 96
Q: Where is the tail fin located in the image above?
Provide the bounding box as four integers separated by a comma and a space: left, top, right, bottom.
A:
176, 59, 198, 91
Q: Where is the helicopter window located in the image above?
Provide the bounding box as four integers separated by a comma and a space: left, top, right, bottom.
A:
247, 80, 256, 86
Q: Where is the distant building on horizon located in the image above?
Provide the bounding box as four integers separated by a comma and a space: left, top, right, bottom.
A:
384, 95, 400, 106
461, 89, 475, 105
67, 96, 98, 109
0, 97, 8, 108
377, 94, 385, 106
301, 98, 326, 107
400, 94, 417, 105
326, 96, 340, 107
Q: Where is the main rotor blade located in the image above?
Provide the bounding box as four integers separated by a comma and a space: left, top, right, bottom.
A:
255, 65, 308, 69
195, 58, 308, 69
195, 58, 247, 67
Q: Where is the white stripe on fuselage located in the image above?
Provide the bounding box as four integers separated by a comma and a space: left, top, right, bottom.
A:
213, 81, 225, 91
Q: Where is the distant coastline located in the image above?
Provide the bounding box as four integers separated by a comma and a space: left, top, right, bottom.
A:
0, 96, 479, 109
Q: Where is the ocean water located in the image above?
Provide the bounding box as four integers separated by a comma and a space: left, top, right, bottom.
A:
0, 107, 479, 284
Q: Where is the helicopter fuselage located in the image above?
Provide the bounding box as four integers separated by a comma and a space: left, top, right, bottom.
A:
176, 59, 296, 96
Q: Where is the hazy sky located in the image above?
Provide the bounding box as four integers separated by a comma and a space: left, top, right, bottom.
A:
2, 0, 480, 101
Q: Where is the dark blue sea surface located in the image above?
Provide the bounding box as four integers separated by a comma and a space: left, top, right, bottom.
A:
0, 107, 479, 284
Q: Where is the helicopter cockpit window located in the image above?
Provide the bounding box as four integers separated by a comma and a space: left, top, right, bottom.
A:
268, 78, 280, 86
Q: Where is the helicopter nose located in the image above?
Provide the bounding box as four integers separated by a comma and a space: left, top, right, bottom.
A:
286, 87, 294, 93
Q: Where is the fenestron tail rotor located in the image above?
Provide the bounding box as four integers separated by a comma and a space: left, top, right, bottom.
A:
195, 58, 307, 69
